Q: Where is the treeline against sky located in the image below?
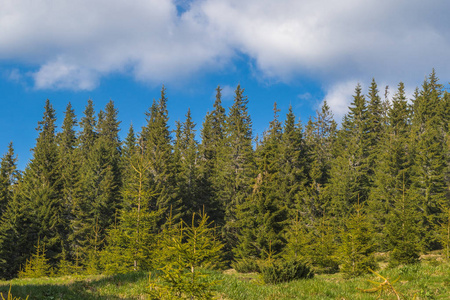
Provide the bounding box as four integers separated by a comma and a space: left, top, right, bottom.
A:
0, 70, 448, 279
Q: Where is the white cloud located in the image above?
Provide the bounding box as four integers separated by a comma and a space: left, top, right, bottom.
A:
0, 0, 231, 90
193, 0, 450, 84
0, 0, 450, 93
219, 85, 236, 102
323, 80, 359, 122
6, 69, 22, 82
33, 59, 99, 90
297, 93, 312, 101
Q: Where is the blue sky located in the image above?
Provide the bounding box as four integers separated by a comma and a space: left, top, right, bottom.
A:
1, 0, 450, 170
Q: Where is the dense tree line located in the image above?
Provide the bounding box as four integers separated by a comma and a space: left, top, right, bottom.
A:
0, 71, 448, 279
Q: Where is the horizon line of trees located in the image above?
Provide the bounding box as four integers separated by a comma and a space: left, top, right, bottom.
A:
0, 70, 448, 279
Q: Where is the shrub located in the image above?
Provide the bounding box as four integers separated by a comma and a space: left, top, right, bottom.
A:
232, 258, 261, 274
148, 211, 223, 299
18, 239, 52, 279
261, 258, 313, 284
388, 246, 420, 268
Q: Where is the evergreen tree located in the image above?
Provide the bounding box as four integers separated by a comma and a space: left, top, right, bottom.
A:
19, 99, 64, 266
234, 103, 288, 264
141, 86, 178, 222
301, 101, 335, 222
386, 179, 421, 267
283, 213, 312, 260
57, 103, 79, 258
95, 100, 123, 214
175, 109, 202, 221
81, 100, 122, 254
437, 204, 450, 261
410, 70, 447, 249
306, 101, 337, 186
69, 99, 98, 262
280, 105, 309, 212
0, 190, 28, 279
78, 99, 97, 155
199, 86, 227, 226
366, 78, 384, 179
219, 85, 255, 255
70, 100, 122, 263
150, 211, 223, 300
339, 203, 377, 278
18, 239, 52, 278
328, 84, 370, 221
102, 140, 162, 274
122, 123, 137, 161
307, 213, 339, 274
0, 142, 20, 217
0, 143, 21, 278
368, 82, 412, 249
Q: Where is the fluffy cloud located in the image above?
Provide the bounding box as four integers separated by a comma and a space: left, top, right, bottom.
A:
323, 79, 358, 122
0, 0, 231, 89
1, 0, 449, 106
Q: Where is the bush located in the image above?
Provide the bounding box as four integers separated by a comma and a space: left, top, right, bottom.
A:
18, 240, 52, 279
261, 258, 313, 284
232, 258, 261, 273
388, 246, 420, 268
148, 211, 223, 299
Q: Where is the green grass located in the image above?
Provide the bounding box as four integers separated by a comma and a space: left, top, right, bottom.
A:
2, 260, 450, 299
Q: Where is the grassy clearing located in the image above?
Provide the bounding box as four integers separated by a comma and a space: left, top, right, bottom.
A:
212, 262, 450, 299
1, 259, 450, 299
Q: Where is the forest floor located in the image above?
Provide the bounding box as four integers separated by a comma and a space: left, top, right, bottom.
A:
1, 254, 449, 299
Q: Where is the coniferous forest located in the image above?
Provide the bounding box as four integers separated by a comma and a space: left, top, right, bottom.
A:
0, 70, 449, 288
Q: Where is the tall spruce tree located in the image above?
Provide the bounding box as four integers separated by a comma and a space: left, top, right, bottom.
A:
327, 84, 370, 222
366, 78, 384, 179
78, 99, 97, 154
102, 139, 161, 273
19, 99, 64, 266
301, 101, 336, 222
280, 105, 308, 212
79, 100, 122, 258
220, 85, 255, 255
410, 70, 447, 250
122, 124, 137, 161
141, 86, 179, 222
0, 143, 20, 217
96, 100, 123, 214
70, 100, 123, 264
174, 108, 202, 221
57, 103, 79, 258
234, 103, 288, 263
368, 82, 412, 249
199, 86, 227, 226
0, 143, 22, 279
69, 99, 98, 262
306, 101, 337, 186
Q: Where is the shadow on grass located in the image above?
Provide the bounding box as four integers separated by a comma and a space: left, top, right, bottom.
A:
0, 271, 149, 300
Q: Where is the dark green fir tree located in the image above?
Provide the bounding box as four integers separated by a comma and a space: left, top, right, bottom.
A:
0, 142, 20, 217
410, 70, 447, 250
233, 103, 288, 266
57, 102, 79, 258
219, 85, 256, 256
199, 86, 227, 227
327, 84, 370, 222
141, 86, 179, 222
19, 99, 64, 266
